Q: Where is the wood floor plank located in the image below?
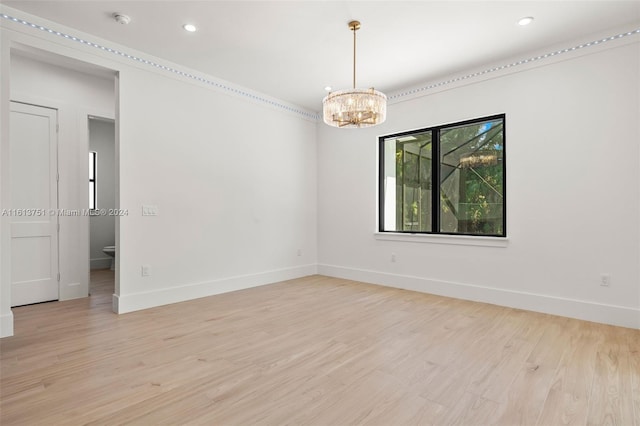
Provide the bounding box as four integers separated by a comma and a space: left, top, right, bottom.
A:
586, 326, 636, 425
435, 391, 501, 425
535, 320, 602, 425
630, 328, 640, 426
1, 270, 638, 425
492, 317, 573, 425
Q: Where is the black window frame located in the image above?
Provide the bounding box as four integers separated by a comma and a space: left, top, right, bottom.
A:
89, 151, 97, 210
378, 114, 506, 237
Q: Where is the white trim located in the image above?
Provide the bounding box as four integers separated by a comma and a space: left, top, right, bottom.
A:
1, 7, 638, 120
0, 8, 319, 121
374, 232, 509, 247
113, 264, 318, 314
0, 312, 14, 337
387, 26, 640, 105
317, 264, 640, 330
90, 257, 112, 270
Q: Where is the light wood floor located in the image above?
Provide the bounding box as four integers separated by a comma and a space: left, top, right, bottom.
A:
1, 271, 638, 425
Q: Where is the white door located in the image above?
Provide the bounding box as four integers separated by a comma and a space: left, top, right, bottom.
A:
10, 102, 59, 306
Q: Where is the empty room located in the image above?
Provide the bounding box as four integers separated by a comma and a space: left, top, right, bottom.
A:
1, 1, 639, 425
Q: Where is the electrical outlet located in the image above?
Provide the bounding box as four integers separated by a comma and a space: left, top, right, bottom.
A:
142, 265, 151, 277
600, 274, 610, 287
391, 253, 396, 263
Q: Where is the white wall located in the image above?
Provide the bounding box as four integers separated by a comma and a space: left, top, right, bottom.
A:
115, 67, 318, 312
10, 53, 116, 301
318, 38, 640, 329
1, 6, 318, 336
89, 118, 116, 269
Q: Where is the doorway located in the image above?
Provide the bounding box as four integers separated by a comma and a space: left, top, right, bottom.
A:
4, 47, 118, 338
88, 116, 116, 295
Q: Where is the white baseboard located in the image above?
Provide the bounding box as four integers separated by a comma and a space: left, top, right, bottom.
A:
0, 312, 14, 338
91, 257, 113, 270
113, 264, 318, 314
318, 264, 640, 330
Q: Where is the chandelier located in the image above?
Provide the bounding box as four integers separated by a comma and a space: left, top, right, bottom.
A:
323, 20, 387, 128
459, 152, 498, 169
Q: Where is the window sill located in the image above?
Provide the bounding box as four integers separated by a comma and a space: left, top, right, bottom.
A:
374, 232, 509, 247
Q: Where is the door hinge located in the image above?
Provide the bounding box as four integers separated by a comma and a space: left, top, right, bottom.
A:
57, 223, 60, 232
57, 272, 60, 282
57, 173, 59, 182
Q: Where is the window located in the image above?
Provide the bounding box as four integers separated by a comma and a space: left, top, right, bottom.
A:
89, 151, 97, 210
379, 114, 505, 237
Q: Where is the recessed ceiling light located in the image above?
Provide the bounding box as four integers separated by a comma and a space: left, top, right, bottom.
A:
324, 86, 332, 92
518, 17, 534, 26
183, 23, 197, 32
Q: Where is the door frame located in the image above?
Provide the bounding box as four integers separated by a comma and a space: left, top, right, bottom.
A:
86, 114, 117, 277
1, 42, 119, 338
7, 96, 115, 297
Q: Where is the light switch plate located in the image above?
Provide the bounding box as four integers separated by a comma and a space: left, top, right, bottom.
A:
142, 205, 158, 216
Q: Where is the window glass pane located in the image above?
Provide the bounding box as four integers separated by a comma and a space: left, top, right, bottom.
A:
89, 182, 95, 210
440, 118, 504, 235
89, 152, 95, 180
382, 132, 432, 232
89, 151, 97, 209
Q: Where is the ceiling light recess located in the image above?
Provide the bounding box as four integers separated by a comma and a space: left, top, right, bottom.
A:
322, 20, 387, 128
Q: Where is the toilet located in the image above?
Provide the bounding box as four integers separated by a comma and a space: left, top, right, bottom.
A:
103, 245, 115, 271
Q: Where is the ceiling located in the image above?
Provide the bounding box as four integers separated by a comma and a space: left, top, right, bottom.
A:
4, 1, 640, 112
